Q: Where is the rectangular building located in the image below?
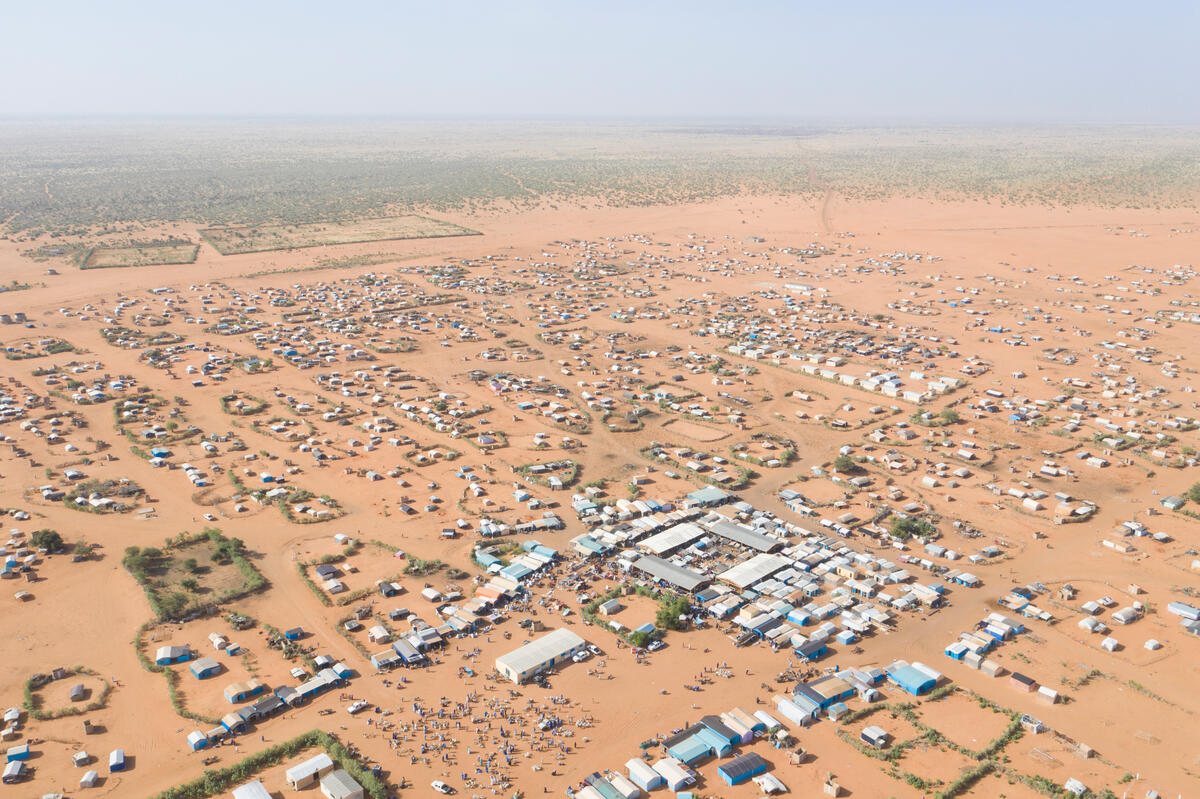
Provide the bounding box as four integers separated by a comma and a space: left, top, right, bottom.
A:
494, 628, 586, 684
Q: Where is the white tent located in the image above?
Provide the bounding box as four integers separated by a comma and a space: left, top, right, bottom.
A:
625, 758, 663, 791
753, 709, 784, 730
753, 772, 789, 794
605, 771, 643, 799
651, 757, 694, 791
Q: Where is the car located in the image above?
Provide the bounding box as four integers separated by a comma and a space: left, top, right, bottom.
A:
647, 640, 665, 652
571, 651, 591, 663
347, 700, 370, 714
586, 644, 603, 656
431, 780, 455, 794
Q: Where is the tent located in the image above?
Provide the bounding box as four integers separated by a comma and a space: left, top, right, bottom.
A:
605, 771, 642, 799
773, 695, 817, 726
753, 773, 788, 794
753, 709, 784, 730
231, 781, 272, 799
625, 758, 663, 791
651, 757, 694, 791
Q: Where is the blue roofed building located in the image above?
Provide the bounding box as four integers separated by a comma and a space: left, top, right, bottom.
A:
885, 660, 937, 696
684, 486, 730, 507
666, 734, 712, 766
693, 726, 733, 757
189, 657, 222, 680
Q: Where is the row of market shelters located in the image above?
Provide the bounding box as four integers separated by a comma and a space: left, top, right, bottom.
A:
473, 539, 559, 582
473, 511, 565, 539
570, 485, 730, 528
725, 345, 966, 403
371, 545, 560, 671
185, 664, 352, 751
569, 704, 789, 797
770, 664, 948, 729
572, 499, 976, 659
941, 612, 1051, 687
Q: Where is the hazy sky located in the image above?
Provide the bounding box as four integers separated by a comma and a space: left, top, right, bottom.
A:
3, 1, 1197, 122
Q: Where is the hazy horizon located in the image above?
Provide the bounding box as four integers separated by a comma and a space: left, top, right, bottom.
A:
3, 1, 1197, 123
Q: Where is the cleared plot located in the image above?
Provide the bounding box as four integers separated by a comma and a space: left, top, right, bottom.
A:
661, 418, 730, 442
897, 740, 978, 786
81, 242, 198, 268
915, 692, 1013, 751
200, 214, 481, 255
969, 773, 1050, 799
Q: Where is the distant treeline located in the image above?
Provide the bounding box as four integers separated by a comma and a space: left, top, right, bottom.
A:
2, 120, 1198, 235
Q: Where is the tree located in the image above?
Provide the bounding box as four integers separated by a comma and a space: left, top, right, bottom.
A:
629, 630, 652, 648
158, 591, 191, 620
656, 594, 691, 631
31, 528, 64, 552
939, 407, 960, 425
181, 577, 200, 593
890, 516, 935, 540
73, 541, 93, 558
183, 558, 199, 574
833, 454, 857, 473
1185, 482, 1200, 504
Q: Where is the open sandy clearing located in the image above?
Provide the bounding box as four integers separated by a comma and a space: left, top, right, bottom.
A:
660, 418, 730, 442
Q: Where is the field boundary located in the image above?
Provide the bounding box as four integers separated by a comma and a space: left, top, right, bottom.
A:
199, 214, 481, 255
80, 241, 199, 269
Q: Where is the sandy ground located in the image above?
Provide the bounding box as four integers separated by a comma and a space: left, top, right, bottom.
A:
0, 193, 1198, 798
